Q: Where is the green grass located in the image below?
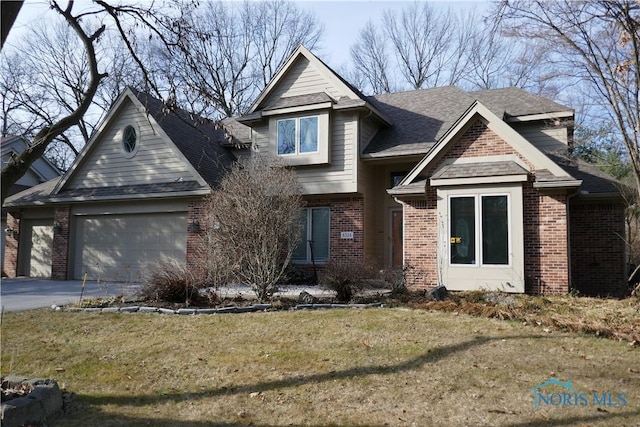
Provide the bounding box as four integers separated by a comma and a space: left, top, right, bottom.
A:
1, 308, 639, 426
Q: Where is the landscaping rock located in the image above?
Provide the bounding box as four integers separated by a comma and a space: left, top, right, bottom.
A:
1, 376, 63, 427
216, 307, 238, 314
297, 291, 316, 304
427, 285, 448, 301
197, 309, 218, 315
484, 292, 517, 306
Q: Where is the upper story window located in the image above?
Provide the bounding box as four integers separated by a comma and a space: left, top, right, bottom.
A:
277, 116, 319, 155
121, 123, 140, 158
390, 172, 407, 188
123, 126, 137, 153
269, 111, 329, 166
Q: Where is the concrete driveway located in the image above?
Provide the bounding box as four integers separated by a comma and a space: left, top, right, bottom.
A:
0, 277, 141, 312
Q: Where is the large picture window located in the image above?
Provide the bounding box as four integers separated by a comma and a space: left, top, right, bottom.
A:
449, 194, 510, 266
293, 207, 329, 263
277, 116, 319, 156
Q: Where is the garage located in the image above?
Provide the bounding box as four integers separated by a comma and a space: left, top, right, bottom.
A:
73, 212, 187, 281
18, 219, 54, 278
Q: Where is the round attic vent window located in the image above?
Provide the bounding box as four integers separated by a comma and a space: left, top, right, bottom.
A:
122, 125, 137, 154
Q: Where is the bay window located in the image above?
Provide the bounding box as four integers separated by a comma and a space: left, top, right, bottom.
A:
449, 194, 510, 266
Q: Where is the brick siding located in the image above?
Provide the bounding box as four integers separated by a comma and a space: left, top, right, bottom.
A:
51, 206, 71, 280
305, 197, 365, 266
570, 201, 626, 296
401, 120, 573, 294
3, 212, 20, 277
403, 192, 438, 289
186, 199, 207, 272
523, 188, 569, 294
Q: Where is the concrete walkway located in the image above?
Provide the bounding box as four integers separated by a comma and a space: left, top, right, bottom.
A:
0, 277, 141, 313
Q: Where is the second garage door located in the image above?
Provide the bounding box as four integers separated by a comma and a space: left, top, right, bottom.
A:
73, 212, 187, 281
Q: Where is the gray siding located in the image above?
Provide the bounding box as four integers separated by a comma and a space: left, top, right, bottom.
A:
295, 111, 358, 194
67, 99, 195, 189
253, 111, 358, 194
512, 122, 569, 152
360, 116, 381, 153
263, 57, 348, 106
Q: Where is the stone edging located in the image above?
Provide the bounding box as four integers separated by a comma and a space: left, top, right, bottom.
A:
1, 376, 63, 427
52, 302, 384, 314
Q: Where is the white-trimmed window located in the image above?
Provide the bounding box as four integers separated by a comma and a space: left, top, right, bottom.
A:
277, 116, 319, 156
293, 207, 329, 263
449, 194, 510, 266
120, 122, 140, 158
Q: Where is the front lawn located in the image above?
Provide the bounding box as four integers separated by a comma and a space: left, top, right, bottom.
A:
2, 307, 639, 426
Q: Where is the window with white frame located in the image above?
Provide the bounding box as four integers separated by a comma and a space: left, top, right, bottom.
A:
449, 194, 510, 266
293, 207, 329, 263
277, 116, 319, 156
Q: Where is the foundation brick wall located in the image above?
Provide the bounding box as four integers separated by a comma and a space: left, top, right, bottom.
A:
570, 201, 626, 296
51, 206, 71, 280
3, 212, 20, 277
403, 191, 438, 289
186, 199, 207, 272
523, 187, 569, 294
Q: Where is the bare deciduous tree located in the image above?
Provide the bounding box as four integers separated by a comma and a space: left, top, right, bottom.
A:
499, 0, 640, 196
160, 0, 323, 119
350, 2, 475, 94
252, 0, 323, 88
350, 21, 394, 94
0, 52, 47, 138
201, 155, 303, 301
0, 0, 192, 204
383, 2, 456, 89
2, 23, 128, 170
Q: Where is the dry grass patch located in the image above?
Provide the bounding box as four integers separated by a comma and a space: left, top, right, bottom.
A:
2, 308, 639, 426
410, 293, 640, 345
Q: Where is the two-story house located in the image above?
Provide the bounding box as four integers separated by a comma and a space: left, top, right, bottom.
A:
3, 46, 626, 295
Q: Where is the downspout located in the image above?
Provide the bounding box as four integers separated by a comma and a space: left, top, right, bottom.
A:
566, 187, 581, 293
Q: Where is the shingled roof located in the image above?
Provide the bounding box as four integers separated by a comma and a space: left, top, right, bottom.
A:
129, 88, 235, 187
5, 89, 239, 207
472, 87, 572, 119
542, 150, 622, 195
363, 86, 573, 158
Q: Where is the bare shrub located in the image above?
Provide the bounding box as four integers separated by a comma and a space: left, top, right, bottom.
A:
320, 261, 378, 302
201, 154, 303, 302
141, 258, 206, 305
379, 263, 417, 295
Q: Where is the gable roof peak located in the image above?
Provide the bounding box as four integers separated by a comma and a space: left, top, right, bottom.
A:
52, 87, 236, 196
247, 44, 367, 114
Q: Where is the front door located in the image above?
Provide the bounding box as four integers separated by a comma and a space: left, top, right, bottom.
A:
391, 210, 403, 268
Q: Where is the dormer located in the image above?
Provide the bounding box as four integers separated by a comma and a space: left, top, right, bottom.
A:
238, 45, 389, 169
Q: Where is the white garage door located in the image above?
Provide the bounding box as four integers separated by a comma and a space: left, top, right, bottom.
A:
73, 213, 187, 281
20, 220, 53, 278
